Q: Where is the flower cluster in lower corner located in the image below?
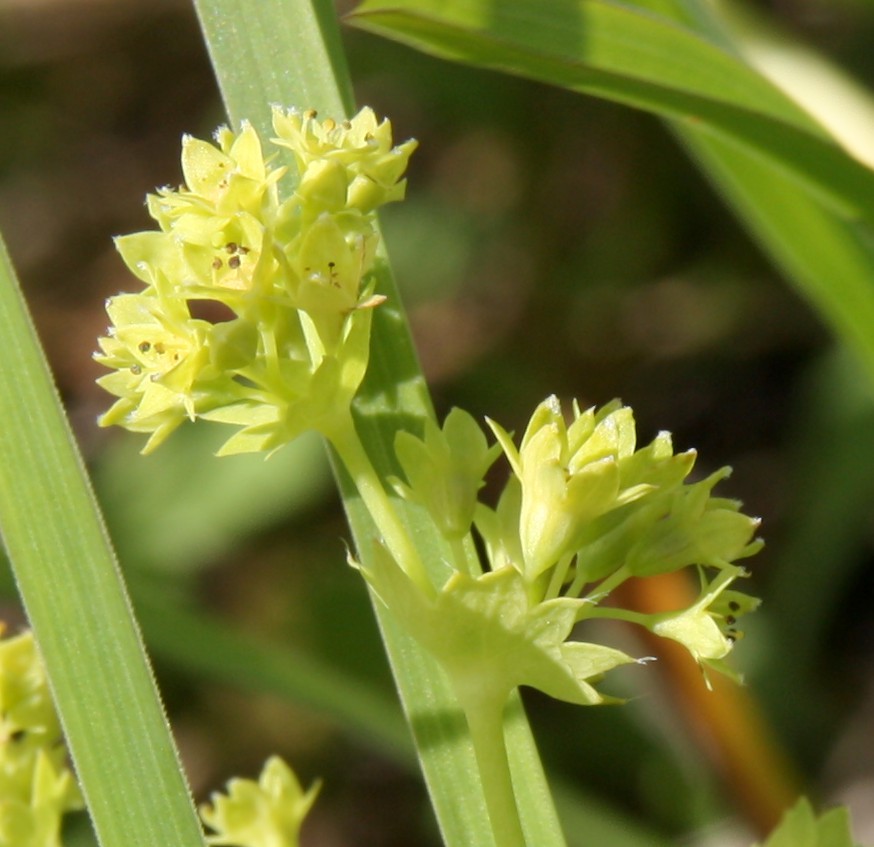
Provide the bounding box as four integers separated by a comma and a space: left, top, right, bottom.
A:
0, 626, 82, 847
200, 756, 320, 847
375, 396, 762, 709
95, 107, 416, 455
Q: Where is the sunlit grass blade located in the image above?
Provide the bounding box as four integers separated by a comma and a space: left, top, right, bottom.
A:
192, 0, 568, 843
679, 127, 874, 388
0, 235, 204, 847
346, 0, 874, 221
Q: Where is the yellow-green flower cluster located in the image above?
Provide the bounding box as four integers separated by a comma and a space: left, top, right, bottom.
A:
487, 397, 761, 677
200, 756, 319, 847
95, 107, 416, 454
376, 396, 762, 708
0, 627, 81, 847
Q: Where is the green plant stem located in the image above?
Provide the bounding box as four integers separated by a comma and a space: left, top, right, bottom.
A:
578, 565, 630, 603
545, 553, 574, 601
331, 405, 529, 846
329, 410, 435, 596
460, 692, 527, 847
450, 536, 477, 577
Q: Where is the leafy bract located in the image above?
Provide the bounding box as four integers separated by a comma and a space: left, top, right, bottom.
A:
357, 544, 637, 709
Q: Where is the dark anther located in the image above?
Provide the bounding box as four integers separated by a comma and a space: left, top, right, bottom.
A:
228, 255, 241, 269
138, 341, 151, 353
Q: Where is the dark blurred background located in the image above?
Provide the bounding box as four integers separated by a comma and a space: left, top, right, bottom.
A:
2, 0, 874, 844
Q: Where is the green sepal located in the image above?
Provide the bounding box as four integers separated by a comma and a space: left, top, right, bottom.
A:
624, 470, 763, 578
114, 231, 187, 288
474, 476, 525, 574
357, 544, 637, 708
209, 318, 260, 372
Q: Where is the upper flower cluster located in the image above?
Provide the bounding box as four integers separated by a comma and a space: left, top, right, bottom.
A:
95, 107, 416, 454
0, 627, 81, 847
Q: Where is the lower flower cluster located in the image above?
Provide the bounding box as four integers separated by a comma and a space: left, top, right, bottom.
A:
0, 627, 81, 847
377, 396, 762, 707
0, 626, 319, 847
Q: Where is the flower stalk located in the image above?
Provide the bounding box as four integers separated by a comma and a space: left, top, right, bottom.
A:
460, 693, 527, 847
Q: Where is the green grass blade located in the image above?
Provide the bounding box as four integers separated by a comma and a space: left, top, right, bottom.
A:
345, 0, 874, 387
346, 0, 874, 221
192, 0, 568, 844
194, 0, 355, 133
0, 235, 204, 847
678, 126, 874, 383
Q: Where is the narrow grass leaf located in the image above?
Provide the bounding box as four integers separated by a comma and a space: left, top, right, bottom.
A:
0, 234, 204, 847
346, 0, 874, 221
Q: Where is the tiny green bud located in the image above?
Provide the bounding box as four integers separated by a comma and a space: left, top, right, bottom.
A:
392, 408, 501, 540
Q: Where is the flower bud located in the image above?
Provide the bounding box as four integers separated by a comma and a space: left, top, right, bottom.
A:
392, 408, 501, 540
489, 397, 653, 580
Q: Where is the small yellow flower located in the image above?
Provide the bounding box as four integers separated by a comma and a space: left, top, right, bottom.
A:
95, 292, 213, 452
0, 629, 82, 847
272, 106, 417, 213
200, 756, 320, 847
